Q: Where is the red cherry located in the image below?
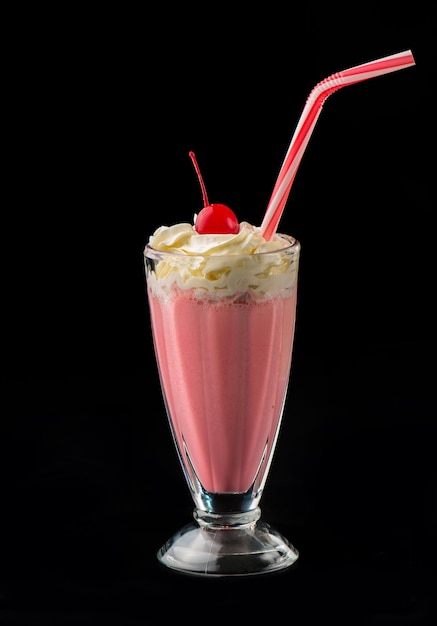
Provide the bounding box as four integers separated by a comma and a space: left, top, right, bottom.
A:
195, 203, 240, 234
189, 151, 239, 235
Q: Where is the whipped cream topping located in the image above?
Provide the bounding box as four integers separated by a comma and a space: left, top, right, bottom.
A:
145, 222, 299, 300
149, 222, 288, 255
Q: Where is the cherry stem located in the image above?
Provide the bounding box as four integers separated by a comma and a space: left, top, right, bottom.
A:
189, 151, 209, 207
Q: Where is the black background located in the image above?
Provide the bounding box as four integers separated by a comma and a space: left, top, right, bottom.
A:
2, 4, 437, 625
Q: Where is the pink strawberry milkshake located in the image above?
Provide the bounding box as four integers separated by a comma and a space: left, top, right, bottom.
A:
145, 221, 300, 503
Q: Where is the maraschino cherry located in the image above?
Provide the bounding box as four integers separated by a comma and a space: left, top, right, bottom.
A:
189, 151, 239, 235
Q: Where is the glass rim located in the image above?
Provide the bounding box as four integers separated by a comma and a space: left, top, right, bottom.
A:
144, 233, 300, 261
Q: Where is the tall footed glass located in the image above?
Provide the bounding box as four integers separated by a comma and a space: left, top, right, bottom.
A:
144, 233, 300, 576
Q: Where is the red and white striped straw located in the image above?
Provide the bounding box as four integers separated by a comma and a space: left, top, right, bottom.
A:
260, 49, 416, 240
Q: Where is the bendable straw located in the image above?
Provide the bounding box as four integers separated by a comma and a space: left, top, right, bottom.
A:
260, 49, 416, 241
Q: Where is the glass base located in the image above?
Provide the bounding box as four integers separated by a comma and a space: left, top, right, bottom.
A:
157, 507, 299, 577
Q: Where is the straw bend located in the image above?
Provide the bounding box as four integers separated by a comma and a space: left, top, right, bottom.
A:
310, 49, 416, 106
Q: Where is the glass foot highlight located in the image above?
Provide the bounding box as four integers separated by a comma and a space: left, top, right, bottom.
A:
157, 508, 299, 577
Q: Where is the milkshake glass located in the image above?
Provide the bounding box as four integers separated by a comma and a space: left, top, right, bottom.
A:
144, 223, 300, 576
